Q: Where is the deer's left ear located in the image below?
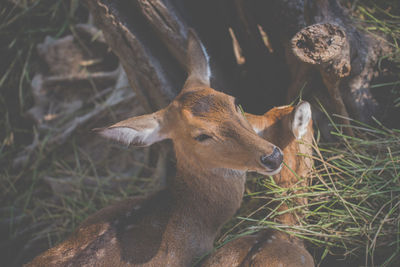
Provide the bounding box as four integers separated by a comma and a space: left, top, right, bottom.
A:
291, 101, 312, 139
244, 113, 266, 135
95, 110, 168, 147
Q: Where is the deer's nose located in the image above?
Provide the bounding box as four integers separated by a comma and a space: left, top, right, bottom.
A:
260, 147, 283, 170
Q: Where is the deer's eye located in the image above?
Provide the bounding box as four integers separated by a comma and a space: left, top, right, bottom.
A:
195, 134, 212, 142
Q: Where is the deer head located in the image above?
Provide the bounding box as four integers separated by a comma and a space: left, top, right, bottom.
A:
246, 101, 313, 182
246, 101, 313, 227
97, 30, 284, 176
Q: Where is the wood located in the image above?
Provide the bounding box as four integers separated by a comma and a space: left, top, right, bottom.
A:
252, 0, 390, 137
85, 0, 183, 112
292, 22, 354, 136
84, 0, 391, 139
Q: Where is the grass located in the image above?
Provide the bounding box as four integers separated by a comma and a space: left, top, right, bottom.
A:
308, 121, 400, 266
0, 1, 155, 265
0, 0, 83, 156
0, 0, 399, 266
217, 2, 400, 265
218, 118, 400, 266
350, 0, 400, 110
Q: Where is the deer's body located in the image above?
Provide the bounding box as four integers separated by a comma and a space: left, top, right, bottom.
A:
247, 104, 313, 226
28, 178, 244, 267
201, 103, 315, 267
26, 30, 283, 267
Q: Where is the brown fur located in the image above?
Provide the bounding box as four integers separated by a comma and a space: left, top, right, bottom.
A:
201, 230, 313, 267
247, 105, 313, 226
26, 30, 283, 267
201, 104, 315, 267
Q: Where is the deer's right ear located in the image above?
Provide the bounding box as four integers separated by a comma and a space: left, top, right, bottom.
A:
183, 29, 211, 89
95, 111, 167, 147
291, 101, 312, 139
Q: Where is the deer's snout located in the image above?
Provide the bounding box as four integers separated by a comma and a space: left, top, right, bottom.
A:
260, 147, 283, 171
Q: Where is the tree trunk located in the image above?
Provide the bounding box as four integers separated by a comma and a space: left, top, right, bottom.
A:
252, 0, 391, 137
85, 0, 391, 139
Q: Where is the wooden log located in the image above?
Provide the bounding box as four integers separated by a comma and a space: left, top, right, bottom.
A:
303, 0, 386, 126
85, 0, 392, 136
252, 0, 391, 138
292, 22, 354, 136
85, 0, 184, 112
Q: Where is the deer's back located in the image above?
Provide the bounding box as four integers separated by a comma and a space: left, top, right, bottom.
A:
200, 230, 313, 267
26, 190, 189, 267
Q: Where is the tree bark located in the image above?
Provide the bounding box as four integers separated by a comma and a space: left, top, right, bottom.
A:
84, 0, 392, 132
85, 0, 185, 112
253, 0, 391, 137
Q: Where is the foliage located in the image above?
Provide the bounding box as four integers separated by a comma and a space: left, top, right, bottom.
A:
222, 118, 400, 266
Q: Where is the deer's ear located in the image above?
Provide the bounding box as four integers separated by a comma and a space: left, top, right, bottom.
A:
244, 113, 266, 135
291, 101, 312, 139
95, 111, 167, 147
183, 29, 211, 89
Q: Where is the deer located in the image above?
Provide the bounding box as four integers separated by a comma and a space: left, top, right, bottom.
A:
200, 102, 315, 267
25, 30, 284, 267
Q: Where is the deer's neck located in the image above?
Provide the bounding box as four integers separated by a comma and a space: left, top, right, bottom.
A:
170, 161, 246, 236
279, 141, 313, 184
274, 140, 313, 226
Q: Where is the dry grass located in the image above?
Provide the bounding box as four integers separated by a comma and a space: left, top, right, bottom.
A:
219, 117, 400, 266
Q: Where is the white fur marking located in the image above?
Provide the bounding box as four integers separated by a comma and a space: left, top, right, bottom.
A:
100, 124, 161, 146
301, 255, 306, 264
251, 125, 262, 135
292, 102, 311, 139
100, 127, 139, 145
256, 164, 283, 176
199, 41, 211, 80
276, 105, 290, 109
98, 224, 108, 236
251, 253, 258, 261
267, 239, 272, 244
